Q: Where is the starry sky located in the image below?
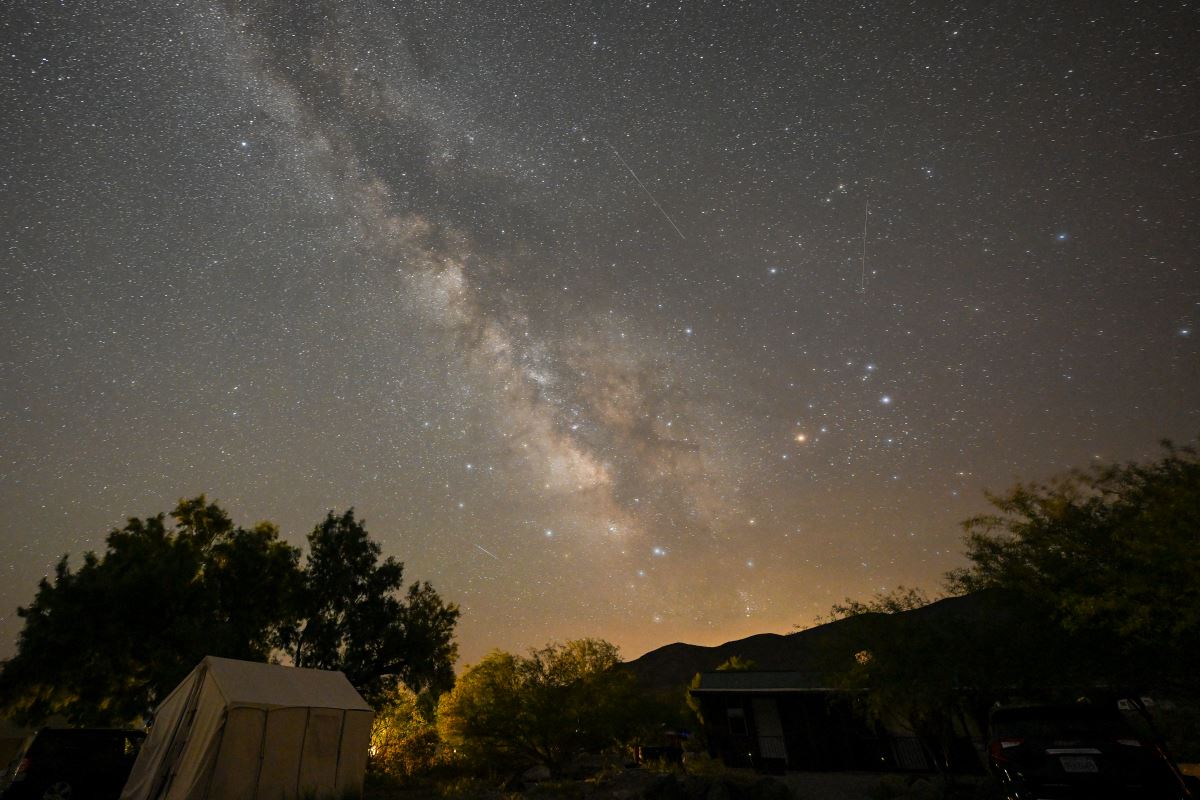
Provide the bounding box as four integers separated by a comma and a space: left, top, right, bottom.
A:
2, 0, 1198, 667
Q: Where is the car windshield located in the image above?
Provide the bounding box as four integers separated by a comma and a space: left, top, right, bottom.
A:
991, 707, 1132, 740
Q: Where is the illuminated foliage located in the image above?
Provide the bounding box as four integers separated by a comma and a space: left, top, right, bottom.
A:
437, 639, 638, 773
686, 654, 756, 728
369, 686, 440, 781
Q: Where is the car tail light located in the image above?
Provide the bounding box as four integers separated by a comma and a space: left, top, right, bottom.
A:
989, 739, 1023, 764
11, 757, 30, 781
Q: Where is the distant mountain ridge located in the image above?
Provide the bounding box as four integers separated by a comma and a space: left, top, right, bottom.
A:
622, 590, 1013, 692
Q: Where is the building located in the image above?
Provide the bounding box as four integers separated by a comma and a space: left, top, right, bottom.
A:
690, 670, 946, 773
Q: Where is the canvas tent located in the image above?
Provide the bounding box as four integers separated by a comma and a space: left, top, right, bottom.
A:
121, 656, 373, 800
0, 716, 31, 775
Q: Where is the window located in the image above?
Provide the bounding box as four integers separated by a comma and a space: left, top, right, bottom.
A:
727, 706, 748, 736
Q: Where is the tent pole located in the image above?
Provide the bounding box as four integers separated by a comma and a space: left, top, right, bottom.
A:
333, 710, 348, 792
295, 707, 312, 792
251, 708, 268, 795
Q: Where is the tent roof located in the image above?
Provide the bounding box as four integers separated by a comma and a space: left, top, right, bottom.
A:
200, 656, 372, 712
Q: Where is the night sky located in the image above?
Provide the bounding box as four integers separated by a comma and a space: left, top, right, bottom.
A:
2, 1, 1197, 667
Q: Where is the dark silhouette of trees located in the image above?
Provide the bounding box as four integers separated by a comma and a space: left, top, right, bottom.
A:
0, 498, 459, 725
824, 585, 934, 622
282, 509, 459, 706
0, 497, 299, 725
823, 443, 1200, 768
827, 588, 1062, 772
948, 441, 1200, 696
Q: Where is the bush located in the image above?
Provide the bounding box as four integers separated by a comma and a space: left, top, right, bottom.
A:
370, 687, 442, 781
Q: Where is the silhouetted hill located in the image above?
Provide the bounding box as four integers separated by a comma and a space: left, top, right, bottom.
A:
623, 589, 1019, 692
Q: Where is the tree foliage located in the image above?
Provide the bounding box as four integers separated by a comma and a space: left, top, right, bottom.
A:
826, 590, 1058, 772
0, 498, 460, 725
0, 497, 299, 725
283, 509, 460, 706
715, 655, 756, 672
821, 443, 1200, 767
369, 685, 441, 782
824, 585, 934, 622
437, 639, 639, 773
948, 442, 1200, 693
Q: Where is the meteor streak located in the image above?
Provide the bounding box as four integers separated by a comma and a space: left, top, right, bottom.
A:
1142, 128, 1200, 142
606, 141, 687, 241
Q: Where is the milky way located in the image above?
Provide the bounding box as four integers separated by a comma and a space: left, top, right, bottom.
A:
2, 1, 1197, 665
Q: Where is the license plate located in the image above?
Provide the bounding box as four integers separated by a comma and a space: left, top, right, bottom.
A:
1059, 755, 1098, 773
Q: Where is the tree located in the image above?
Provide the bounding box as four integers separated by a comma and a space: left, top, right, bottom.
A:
369, 685, 441, 782
947, 442, 1200, 695
283, 509, 460, 705
437, 649, 526, 772
821, 588, 1076, 774
437, 639, 639, 774
824, 585, 934, 622
0, 496, 300, 725
0, 499, 461, 727
819, 444, 1200, 771
813, 588, 963, 771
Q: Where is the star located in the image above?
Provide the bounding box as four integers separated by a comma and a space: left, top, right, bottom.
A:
1, 0, 1193, 674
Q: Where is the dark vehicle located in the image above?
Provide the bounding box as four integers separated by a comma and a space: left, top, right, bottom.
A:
987, 704, 1193, 800
0, 728, 145, 800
